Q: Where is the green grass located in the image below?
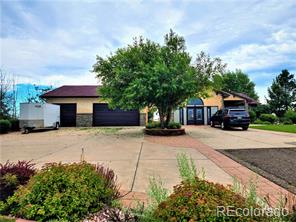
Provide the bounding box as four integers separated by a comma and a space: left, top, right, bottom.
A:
250, 124, 296, 133
0, 216, 15, 222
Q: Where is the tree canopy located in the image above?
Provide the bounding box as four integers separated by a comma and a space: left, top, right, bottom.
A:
214, 69, 259, 100
93, 30, 225, 128
267, 69, 296, 116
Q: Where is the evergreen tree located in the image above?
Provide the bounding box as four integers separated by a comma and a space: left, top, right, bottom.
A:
267, 69, 296, 116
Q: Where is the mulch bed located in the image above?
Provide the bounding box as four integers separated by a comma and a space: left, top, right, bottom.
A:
144, 128, 185, 136
219, 148, 296, 194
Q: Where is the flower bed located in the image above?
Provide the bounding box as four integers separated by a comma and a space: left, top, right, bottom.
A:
144, 128, 185, 136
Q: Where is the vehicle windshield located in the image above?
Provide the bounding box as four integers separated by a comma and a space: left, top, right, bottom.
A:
229, 110, 248, 116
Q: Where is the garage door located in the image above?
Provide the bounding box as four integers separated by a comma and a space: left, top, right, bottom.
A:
93, 104, 139, 126
60, 104, 76, 127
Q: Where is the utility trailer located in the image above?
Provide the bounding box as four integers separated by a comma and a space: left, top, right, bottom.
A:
19, 103, 60, 133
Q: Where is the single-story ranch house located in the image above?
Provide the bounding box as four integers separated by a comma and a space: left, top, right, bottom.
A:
41, 85, 257, 127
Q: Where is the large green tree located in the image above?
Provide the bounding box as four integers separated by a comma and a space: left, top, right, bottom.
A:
267, 69, 296, 116
214, 69, 259, 100
93, 30, 225, 128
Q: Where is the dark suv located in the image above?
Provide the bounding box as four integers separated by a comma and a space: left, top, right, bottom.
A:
210, 108, 250, 130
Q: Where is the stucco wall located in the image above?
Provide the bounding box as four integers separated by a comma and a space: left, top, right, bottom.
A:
45, 96, 147, 121
45, 97, 101, 114
202, 92, 223, 109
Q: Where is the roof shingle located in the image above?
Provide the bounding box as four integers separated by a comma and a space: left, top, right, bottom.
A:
41, 85, 100, 98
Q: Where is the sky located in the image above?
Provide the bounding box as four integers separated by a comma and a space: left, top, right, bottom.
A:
1, 0, 296, 103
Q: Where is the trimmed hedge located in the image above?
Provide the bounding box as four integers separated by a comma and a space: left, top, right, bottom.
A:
2, 162, 120, 222
254, 119, 271, 125
284, 110, 296, 124
9, 119, 20, 131
259, 114, 277, 124
0, 120, 11, 134
167, 122, 181, 129
146, 121, 161, 129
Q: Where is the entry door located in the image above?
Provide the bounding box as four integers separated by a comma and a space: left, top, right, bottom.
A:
187, 107, 195, 125
187, 107, 204, 125
195, 107, 204, 125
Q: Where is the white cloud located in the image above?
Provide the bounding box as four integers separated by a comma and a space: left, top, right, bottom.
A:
1, 0, 296, 101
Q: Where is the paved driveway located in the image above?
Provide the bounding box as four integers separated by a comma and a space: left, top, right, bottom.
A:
187, 125, 296, 149
0, 127, 232, 193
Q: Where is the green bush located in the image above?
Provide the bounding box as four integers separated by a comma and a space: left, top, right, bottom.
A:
146, 121, 161, 129
284, 110, 296, 124
259, 114, 277, 124
2, 162, 120, 222
8, 119, 19, 131
254, 119, 271, 125
153, 178, 265, 221
248, 110, 256, 123
167, 122, 181, 129
283, 119, 293, 125
0, 120, 11, 134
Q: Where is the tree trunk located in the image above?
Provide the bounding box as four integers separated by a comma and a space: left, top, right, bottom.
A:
158, 107, 166, 129
165, 107, 172, 128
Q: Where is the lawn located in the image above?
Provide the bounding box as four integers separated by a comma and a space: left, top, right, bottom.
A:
250, 124, 296, 133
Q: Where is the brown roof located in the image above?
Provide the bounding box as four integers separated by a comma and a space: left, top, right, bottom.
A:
41, 85, 100, 98
217, 90, 258, 105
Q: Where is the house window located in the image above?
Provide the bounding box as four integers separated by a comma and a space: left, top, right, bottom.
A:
187, 98, 203, 106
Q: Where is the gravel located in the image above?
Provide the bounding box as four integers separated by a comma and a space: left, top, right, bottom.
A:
220, 148, 296, 194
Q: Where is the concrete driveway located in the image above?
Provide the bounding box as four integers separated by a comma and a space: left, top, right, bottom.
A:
187, 125, 296, 149
0, 127, 232, 193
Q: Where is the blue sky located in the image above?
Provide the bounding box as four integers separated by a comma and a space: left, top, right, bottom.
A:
1, 0, 296, 103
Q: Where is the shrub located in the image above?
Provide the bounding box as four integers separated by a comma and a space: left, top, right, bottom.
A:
248, 110, 256, 123
0, 120, 11, 134
166, 122, 181, 129
283, 119, 293, 125
146, 121, 161, 129
3, 162, 120, 222
284, 110, 296, 124
253, 119, 271, 125
259, 114, 277, 124
0, 161, 36, 202
8, 119, 19, 131
153, 178, 266, 221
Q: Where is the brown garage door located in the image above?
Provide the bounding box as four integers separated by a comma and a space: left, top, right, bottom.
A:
93, 103, 139, 126
59, 104, 76, 127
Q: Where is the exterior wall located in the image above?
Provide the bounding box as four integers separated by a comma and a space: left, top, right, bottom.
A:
139, 113, 146, 126
45, 97, 147, 126
202, 92, 224, 109
76, 114, 93, 127
45, 97, 102, 114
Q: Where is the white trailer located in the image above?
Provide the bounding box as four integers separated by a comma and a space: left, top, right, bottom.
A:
19, 103, 60, 133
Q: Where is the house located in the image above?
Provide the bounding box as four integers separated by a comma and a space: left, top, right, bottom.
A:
41, 85, 147, 127
41, 85, 257, 127
172, 90, 258, 125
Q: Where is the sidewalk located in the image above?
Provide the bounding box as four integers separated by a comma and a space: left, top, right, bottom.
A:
144, 134, 296, 207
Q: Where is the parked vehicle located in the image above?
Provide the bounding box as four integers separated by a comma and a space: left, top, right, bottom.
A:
19, 103, 60, 133
210, 108, 250, 130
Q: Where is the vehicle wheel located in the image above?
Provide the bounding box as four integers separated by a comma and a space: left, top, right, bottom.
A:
221, 122, 226, 130
210, 121, 215, 127
54, 122, 60, 130
242, 126, 249, 131
23, 127, 31, 134
23, 128, 29, 134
